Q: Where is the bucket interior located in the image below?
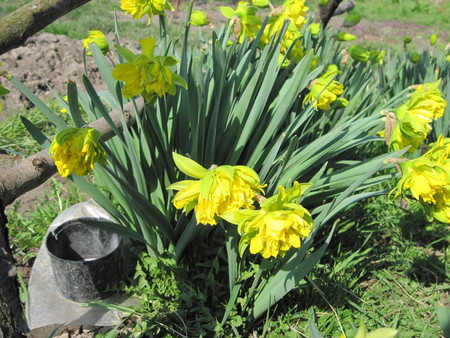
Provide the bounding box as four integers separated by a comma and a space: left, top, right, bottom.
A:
46, 220, 121, 262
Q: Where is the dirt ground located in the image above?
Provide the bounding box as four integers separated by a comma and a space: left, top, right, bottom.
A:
0, 9, 447, 337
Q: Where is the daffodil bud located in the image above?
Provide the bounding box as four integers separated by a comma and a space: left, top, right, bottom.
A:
190, 10, 211, 26
335, 31, 357, 41
403, 37, 412, 45
370, 50, 385, 64
409, 51, 420, 64
343, 14, 361, 27
348, 45, 370, 63
430, 33, 437, 46
82, 30, 110, 56
307, 23, 321, 35
252, 0, 269, 8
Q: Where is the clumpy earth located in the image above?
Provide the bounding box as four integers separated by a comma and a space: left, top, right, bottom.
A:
0, 32, 105, 118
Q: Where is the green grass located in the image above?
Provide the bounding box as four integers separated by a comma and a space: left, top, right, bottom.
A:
350, 0, 450, 33
249, 193, 450, 337
0, 100, 69, 155
6, 178, 86, 262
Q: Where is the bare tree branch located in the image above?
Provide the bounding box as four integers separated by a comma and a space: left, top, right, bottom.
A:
0, 0, 92, 55
319, 0, 343, 28
0, 98, 144, 208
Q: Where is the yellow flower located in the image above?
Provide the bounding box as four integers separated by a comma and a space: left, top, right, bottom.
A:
303, 64, 348, 110
167, 153, 265, 225
387, 107, 431, 153
412, 80, 447, 121
392, 154, 450, 222
426, 135, 450, 165
112, 37, 187, 103
82, 30, 110, 56
223, 182, 313, 258
383, 80, 447, 153
394, 157, 448, 204
120, 0, 174, 24
220, 2, 262, 43
190, 10, 211, 27
49, 127, 107, 177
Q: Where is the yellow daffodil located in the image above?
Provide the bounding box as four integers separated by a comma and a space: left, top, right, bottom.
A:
120, 0, 174, 24
426, 135, 450, 165
167, 153, 265, 225
392, 156, 450, 223
82, 30, 110, 56
412, 80, 447, 121
223, 182, 313, 258
387, 107, 431, 153
49, 127, 107, 177
262, 0, 308, 43
381, 79, 447, 154
112, 36, 187, 103
190, 10, 211, 27
303, 64, 348, 110
220, 1, 263, 43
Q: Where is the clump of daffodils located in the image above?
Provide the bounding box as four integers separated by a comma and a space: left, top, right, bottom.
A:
380, 79, 447, 154
120, 0, 174, 24
168, 153, 265, 226
303, 64, 348, 110
223, 182, 313, 258
220, 0, 309, 65
112, 36, 187, 103
82, 30, 110, 56
390, 135, 450, 223
168, 153, 314, 257
49, 127, 107, 177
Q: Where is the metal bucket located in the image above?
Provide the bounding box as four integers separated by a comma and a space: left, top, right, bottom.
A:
46, 219, 123, 303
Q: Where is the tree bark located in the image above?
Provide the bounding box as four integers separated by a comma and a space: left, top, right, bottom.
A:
0, 98, 143, 208
319, 0, 343, 28
0, 202, 26, 337
0, 0, 92, 55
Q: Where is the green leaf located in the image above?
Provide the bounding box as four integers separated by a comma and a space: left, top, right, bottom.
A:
436, 306, 450, 338
220, 6, 235, 18
0, 84, 10, 96
366, 328, 398, 338
309, 309, 324, 338
8, 75, 68, 130
67, 81, 86, 128
114, 45, 135, 62
173, 152, 209, 178
20, 116, 51, 149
